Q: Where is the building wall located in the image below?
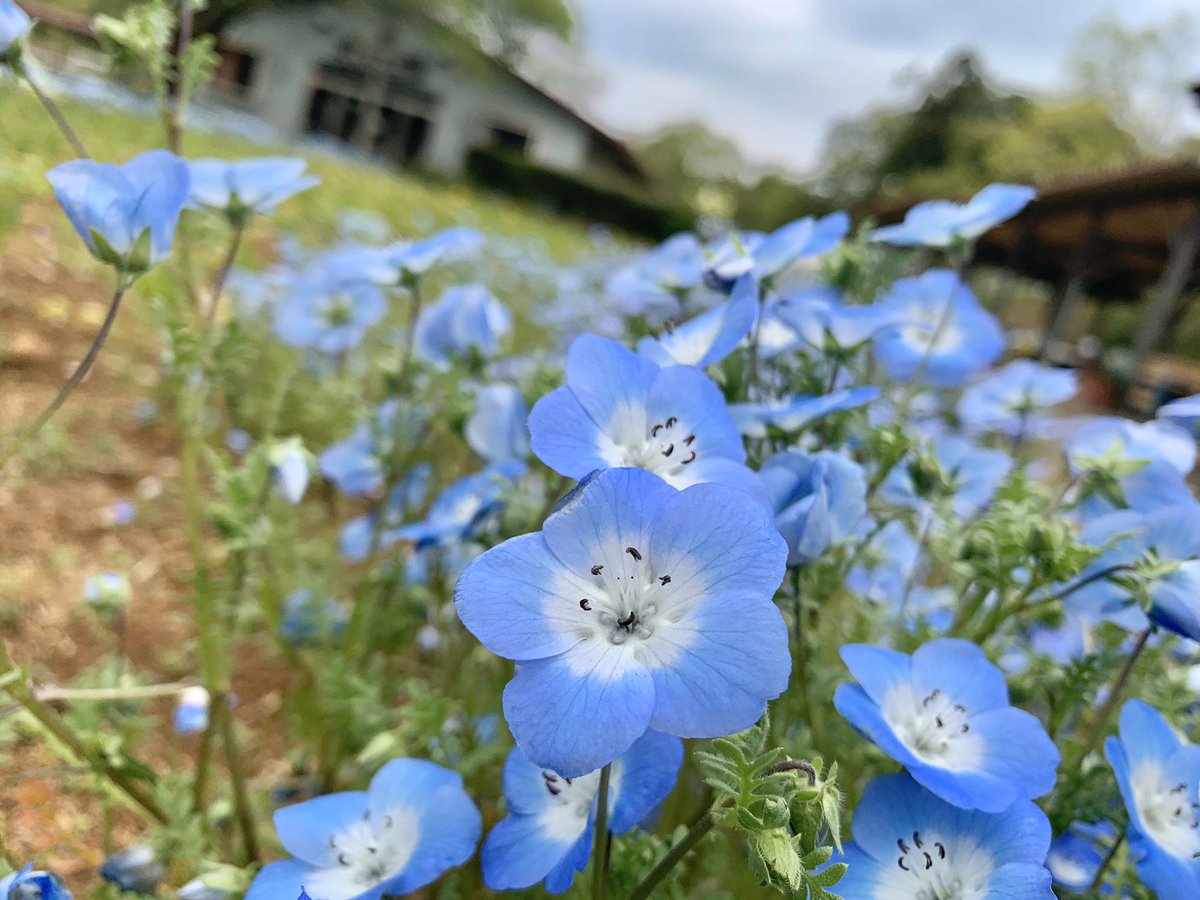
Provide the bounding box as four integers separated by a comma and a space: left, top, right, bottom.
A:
221, 6, 593, 176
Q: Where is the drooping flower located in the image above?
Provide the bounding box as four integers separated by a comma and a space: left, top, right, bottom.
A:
0, 0, 33, 61
528, 335, 766, 501
245, 758, 481, 900
413, 285, 511, 370
759, 449, 867, 565
388, 227, 483, 285
386, 462, 525, 553
957, 359, 1078, 437
1105, 699, 1200, 896
872, 183, 1036, 247
270, 440, 310, 505
274, 268, 387, 356
836, 773, 1054, 898
0, 865, 72, 899
1046, 826, 1109, 894
465, 383, 529, 463
173, 685, 210, 736
728, 386, 879, 439
635, 272, 758, 368
186, 157, 318, 222
100, 846, 164, 895
874, 269, 1005, 387
47, 150, 191, 276
455, 467, 789, 777
1157, 393, 1200, 429
704, 212, 850, 290
481, 730, 683, 893
833, 638, 1059, 812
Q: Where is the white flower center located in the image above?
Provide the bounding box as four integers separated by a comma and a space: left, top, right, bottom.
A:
875, 833, 992, 900
602, 403, 700, 483
304, 807, 420, 900
573, 544, 676, 649
883, 686, 983, 770
1131, 762, 1200, 859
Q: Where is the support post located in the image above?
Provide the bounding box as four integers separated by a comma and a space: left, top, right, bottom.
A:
1132, 210, 1200, 386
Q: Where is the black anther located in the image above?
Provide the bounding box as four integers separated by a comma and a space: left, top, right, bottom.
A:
662, 443, 674, 457
682, 451, 696, 464
580, 599, 592, 611
591, 564, 604, 575
897, 857, 909, 871
665, 416, 677, 428
626, 546, 642, 561
660, 575, 672, 585
923, 852, 933, 870
897, 838, 909, 853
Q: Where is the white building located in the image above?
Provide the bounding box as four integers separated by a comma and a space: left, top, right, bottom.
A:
213, 6, 641, 181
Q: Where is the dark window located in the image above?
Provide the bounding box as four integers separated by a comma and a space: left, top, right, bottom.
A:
491, 126, 529, 156
213, 48, 257, 95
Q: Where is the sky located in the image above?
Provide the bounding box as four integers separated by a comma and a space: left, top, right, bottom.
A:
556, 0, 1200, 174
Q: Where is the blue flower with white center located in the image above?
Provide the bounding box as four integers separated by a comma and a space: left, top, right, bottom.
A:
879, 435, 1012, 520
836, 773, 1053, 899
760, 450, 867, 565
186, 157, 318, 222
319, 401, 423, 497
605, 233, 706, 320
245, 758, 481, 900
846, 520, 920, 605
270, 440, 310, 505
47, 150, 190, 276
1046, 827, 1109, 893
0, 0, 32, 61
872, 183, 1036, 248
528, 335, 765, 501
413, 285, 511, 371
833, 638, 1059, 812
774, 288, 903, 356
280, 589, 348, 647
874, 269, 1005, 388
455, 467, 789, 777
481, 730, 683, 894
274, 268, 387, 356
635, 272, 758, 368
958, 359, 1078, 437
1157, 393, 1200, 430
1066, 415, 1196, 478
728, 386, 879, 439
704, 212, 850, 290
1105, 699, 1200, 897
0, 865, 71, 899
100, 846, 164, 894
465, 383, 529, 463
173, 685, 210, 736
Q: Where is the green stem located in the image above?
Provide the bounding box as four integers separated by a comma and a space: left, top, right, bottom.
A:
627, 806, 718, 900
1073, 629, 1152, 771
18, 62, 90, 158
0, 283, 126, 473
217, 695, 261, 863
1022, 565, 1136, 612
592, 763, 612, 900
204, 223, 246, 331
1088, 831, 1125, 894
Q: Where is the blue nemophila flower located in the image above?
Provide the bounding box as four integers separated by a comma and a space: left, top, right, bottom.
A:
186, 157, 318, 222
528, 335, 765, 500
280, 589, 348, 647
774, 288, 903, 357
455, 467, 789, 777
0, 865, 71, 899
0, 0, 32, 61
846, 520, 919, 605
635, 272, 758, 368
100, 846, 164, 894
837, 773, 1053, 898
958, 359, 1078, 437
872, 183, 1037, 247
875, 269, 1005, 387
319, 401, 423, 497
605, 233, 706, 320
1157, 393, 1200, 429
704, 212, 849, 290
1046, 827, 1108, 893
1105, 699, 1200, 896
413, 284, 511, 370
481, 730, 683, 893
879, 435, 1012, 520
833, 638, 1059, 812
47, 150, 190, 276
760, 450, 867, 565
388, 227, 483, 284
1066, 415, 1196, 478
388, 462, 525, 553
466, 383, 529, 463
245, 758, 481, 900
270, 440, 310, 505
173, 685, 210, 736
274, 269, 387, 356
728, 386, 879, 439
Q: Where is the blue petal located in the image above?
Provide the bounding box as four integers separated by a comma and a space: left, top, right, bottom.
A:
244, 860, 320, 900
386, 784, 481, 894
481, 812, 578, 891
610, 730, 684, 833
969, 707, 1060, 799
543, 822, 594, 894
838, 644, 912, 707
273, 791, 368, 866
562, 335, 660, 430
1116, 699, 1184, 773
528, 386, 614, 478
910, 639, 1009, 714
646, 366, 745, 463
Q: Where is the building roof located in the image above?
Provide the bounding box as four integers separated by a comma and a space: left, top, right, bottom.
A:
870, 159, 1200, 300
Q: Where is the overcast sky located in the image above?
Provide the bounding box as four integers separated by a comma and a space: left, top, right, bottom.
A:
561, 0, 1200, 173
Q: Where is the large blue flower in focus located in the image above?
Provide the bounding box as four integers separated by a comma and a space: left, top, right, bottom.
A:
874, 269, 1005, 387
837, 773, 1053, 898
759, 449, 867, 565
1105, 699, 1200, 897
455, 467, 789, 777
245, 758, 481, 900
187, 157, 318, 220
872, 183, 1036, 247
833, 638, 1059, 812
481, 730, 683, 894
47, 150, 190, 275
529, 334, 765, 500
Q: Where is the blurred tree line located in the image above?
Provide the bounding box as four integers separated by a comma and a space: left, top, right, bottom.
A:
635, 13, 1197, 230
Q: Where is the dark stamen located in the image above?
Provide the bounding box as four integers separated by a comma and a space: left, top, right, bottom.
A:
935, 842, 945, 859
684, 434, 696, 445
659, 575, 672, 585
961, 723, 969, 733
580, 599, 591, 611
935, 716, 944, 728
339, 853, 350, 866
591, 564, 604, 575
897, 838, 910, 853
682, 451, 696, 464
662, 443, 674, 457
546, 783, 561, 795
913, 832, 923, 849
626, 546, 642, 561
617, 611, 637, 630
897, 858, 909, 871
923, 852, 933, 870
954, 704, 966, 713
651, 424, 664, 437
665, 416, 678, 428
